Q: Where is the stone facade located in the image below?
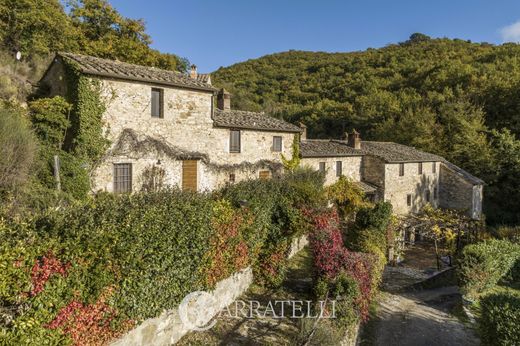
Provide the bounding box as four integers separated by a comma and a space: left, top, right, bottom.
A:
94, 78, 297, 192
300, 156, 363, 185
383, 162, 439, 215
439, 164, 482, 219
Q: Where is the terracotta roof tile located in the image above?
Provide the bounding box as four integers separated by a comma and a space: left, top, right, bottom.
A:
300, 140, 364, 157
57, 52, 216, 92
213, 109, 301, 133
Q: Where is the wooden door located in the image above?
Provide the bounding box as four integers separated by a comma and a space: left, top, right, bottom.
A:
182, 160, 198, 191
259, 170, 271, 180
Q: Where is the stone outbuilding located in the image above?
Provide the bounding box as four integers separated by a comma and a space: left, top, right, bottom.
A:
300, 131, 484, 219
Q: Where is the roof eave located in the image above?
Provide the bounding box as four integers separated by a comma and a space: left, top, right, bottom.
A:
213, 124, 302, 133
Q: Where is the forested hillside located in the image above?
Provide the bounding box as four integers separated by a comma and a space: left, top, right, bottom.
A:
213, 34, 520, 225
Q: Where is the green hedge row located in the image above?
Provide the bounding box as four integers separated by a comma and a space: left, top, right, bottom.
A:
0, 169, 325, 345
480, 292, 520, 346
458, 239, 520, 298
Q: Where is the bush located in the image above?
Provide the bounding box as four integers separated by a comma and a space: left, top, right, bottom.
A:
458, 239, 520, 298
1, 173, 325, 344
0, 106, 37, 194
480, 292, 520, 346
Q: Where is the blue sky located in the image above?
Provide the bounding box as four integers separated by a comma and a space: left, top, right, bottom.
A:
109, 0, 520, 72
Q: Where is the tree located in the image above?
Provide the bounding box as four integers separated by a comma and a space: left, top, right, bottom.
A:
0, 0, 78, 56
485, 129, 520, 225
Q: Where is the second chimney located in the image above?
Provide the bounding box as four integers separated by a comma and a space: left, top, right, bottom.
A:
347, 129, 361, 149
299, 122, 307, 140
190, 64, 197, 79
217, 88, 231, 110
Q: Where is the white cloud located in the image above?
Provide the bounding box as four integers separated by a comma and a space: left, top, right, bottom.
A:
500, 20, 520, 42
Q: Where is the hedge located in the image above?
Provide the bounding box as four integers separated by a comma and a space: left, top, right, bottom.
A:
0, 169, 325, 345
480, 292, 520, 346
458, 239, 520, 298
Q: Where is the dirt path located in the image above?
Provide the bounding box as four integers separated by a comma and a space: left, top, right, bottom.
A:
360, 243, 480, 346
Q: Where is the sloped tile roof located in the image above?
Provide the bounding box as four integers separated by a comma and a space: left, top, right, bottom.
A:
300, 140, 364, 157
196, 73, 211, 84
57, 52, 216, 92
213, 109, 301, 133
355, 181, 378, 193
443, 161, 484, 185
359, 141, 443, 163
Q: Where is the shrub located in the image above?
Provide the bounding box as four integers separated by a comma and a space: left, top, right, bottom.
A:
458, 239, 520, 298
309, 208, 380, 322
0, 106, 37, 193
326, 176, 370, 218
480, 292, 520, 346
1, 173, 325, 344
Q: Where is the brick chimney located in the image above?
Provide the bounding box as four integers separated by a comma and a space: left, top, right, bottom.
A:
299, 122, 307, 140
217, 88, 231, 110
347, 129, 361, 149
190, 64, 197, 79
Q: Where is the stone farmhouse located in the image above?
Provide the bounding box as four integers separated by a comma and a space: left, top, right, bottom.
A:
39, 53, 483, 219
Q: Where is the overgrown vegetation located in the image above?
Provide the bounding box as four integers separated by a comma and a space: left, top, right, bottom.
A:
302, 177, 393, 344
0, 170, 326, 345
457, 237, 520, 346
480, 291, 520, 346
213, 35, 520, 225
458, 239, 520, 299
0, 0, 188, 74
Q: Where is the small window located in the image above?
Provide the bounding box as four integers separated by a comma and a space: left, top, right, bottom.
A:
229, 173, 236, 184
418, 162, 423, 175
319, 162, 326, 173
336, 161, 343, 177
432, 162, 436, 174
425, 190, 431, 202
272, 136, 282, 152
399, 163, 405, 176
230, 130, 241, 153
407, 194, 412, 207
434, 187, 438, 200
151, 88, 164, 118
259, 170, 270, 180
114, 163, 132, 193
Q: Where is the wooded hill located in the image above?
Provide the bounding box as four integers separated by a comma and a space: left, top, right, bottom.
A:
213, 34, 520, 225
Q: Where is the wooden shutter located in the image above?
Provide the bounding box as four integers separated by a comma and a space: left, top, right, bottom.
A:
319, 162, 326, 172
230, 130, 241, 153
259, 170, 271, 180
151, 88, 163, 118
273, 136, 282, 152
399, 163, 405, 176
114, 163, 132, 193
418, 162, 423, 175
182, 160, 198, 191
336, 161, 342, 177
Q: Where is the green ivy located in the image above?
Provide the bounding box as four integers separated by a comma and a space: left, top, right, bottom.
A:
64, 61, 110, 169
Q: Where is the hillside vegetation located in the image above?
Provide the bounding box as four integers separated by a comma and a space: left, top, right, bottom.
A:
213, 34, 520, 225
0, 0, 188, 102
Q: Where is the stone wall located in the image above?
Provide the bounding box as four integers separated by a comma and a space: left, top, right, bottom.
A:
40, 58, 69, 97
90, 77, 296, 192
383, 162, 440, 215
300, 156, 363, 185
112, 267, 254, 346
361, 155, 385, 188
439, 164, 477, 218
